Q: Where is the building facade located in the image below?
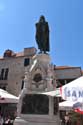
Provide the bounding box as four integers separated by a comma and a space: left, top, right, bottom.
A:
0, 47, 82, 97
54, 66, 82, 88
0, 47, 37, 96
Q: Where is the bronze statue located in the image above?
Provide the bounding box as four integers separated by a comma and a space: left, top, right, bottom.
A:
35, 16, 49, 53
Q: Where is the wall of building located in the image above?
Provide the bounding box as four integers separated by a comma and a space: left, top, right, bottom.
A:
0, 47, 36, 96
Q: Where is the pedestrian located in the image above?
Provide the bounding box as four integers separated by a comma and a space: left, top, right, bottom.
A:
5, 116, 11, 125
64, 113, 71, 125
0, 114, 4, 125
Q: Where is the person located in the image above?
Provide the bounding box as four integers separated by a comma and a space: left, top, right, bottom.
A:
64, 113, 71, 125
0, 114, 4, 125
35, 15, 50, 53
5, 116, 11, 125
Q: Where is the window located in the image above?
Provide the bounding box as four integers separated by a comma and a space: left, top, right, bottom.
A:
0, 68, 9, 80
4, 68, 9, 80
21, 80, 24, 90
21, 94, 49, 114
24, 58, 30, 66
0, 69, 4, 80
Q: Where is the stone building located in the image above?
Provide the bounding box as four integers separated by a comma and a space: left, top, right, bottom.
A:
54, 66, 82, 88
0, 47, 82, 97
0, 47, 37, 96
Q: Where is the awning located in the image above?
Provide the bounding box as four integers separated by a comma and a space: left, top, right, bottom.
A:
40, 88, 61, 97
59, 101, 77, 111
0, 89, 19, 103
60, 76, 83, 102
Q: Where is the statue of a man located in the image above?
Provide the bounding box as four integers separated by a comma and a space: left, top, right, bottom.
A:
35, 16, 50, 53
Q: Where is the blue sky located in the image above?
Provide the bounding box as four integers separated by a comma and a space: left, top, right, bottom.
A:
0, 0, 83, 68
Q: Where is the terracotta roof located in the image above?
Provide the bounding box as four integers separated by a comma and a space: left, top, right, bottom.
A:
15, 52, 24, 57
0, 56, 3, 59
81, 70, 83, 74
55, 66, 80, 70
0, 51, 24, 59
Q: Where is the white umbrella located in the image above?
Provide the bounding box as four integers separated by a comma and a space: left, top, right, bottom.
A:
59, 100, 77, 111
61, 76, 83, 102
0, 89, 19, 103
40, 88, 61, 97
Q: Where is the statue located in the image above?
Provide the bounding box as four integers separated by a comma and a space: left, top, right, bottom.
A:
35, 15, 50, 53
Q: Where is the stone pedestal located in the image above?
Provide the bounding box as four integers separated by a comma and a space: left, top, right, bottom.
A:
32, 54, 51, 68
14, 54, 59, 125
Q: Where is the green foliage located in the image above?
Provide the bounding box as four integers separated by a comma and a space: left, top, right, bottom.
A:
69, 111, 83, 125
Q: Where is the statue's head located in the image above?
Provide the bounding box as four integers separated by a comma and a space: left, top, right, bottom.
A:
39, 15, 45, 23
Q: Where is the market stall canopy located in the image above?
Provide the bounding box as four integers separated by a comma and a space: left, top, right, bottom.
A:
0, 89, 19, 103
59, 100, 83, 114
60, 76, 83, 102
59, 100, 76, 111
41, 88, 61, 97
